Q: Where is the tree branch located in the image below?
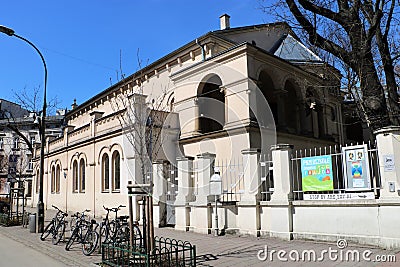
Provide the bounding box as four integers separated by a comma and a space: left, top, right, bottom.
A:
286, 0, 351, 63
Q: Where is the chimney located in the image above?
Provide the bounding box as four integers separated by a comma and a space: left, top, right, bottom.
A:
71, 99, 77, 110
219, 14, 230, 30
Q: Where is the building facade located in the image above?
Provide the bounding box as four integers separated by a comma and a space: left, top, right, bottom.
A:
32, 16, 355, 241
0, 99, 64, 203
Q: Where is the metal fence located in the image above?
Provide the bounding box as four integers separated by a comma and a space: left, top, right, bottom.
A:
102, 236, 196, 267
259, 154, 273, 201
290, 141, 381, 201
213, 158, 244, 202
0, 190, 25, 226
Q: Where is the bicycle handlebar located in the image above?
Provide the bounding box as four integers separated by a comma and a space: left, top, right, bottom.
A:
52, 205, 68, 216
103, 205, 126, 212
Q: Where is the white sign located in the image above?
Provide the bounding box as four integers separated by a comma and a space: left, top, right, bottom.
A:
383, 155, 395, 172
342, 145, 371, 191
304, 192, 375, 201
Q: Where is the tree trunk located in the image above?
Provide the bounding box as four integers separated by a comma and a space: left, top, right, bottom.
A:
355, 52, 391, 130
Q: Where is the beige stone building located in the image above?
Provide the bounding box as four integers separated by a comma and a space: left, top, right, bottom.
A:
32, 15, 344, 229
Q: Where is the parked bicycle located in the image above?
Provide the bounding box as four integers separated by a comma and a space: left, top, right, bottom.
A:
100, 205, 142, 249
40, 205, 68, 245
65, 209, 99, 255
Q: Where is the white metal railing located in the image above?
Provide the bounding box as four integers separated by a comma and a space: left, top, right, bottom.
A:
290, 141, 381, 201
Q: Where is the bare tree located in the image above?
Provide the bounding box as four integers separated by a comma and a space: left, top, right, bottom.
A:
261, 0, 400, 130
12, 86, 60, 115
111, 58, 173, 252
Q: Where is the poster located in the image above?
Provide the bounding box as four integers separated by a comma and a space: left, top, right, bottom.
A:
301, 155, 333, 191
342, 145, 371, 191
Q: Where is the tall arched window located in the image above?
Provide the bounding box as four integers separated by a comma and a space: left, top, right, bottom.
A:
112, 151, 120, 191
73, 160, 78, 193
102, 154, 110, 192
258, 70, 278, 124
56, 165, 61, 193
79, 158, 85, 193
283, 80, 300, 133
51, 166, 56, 193
197, 75, 225, 134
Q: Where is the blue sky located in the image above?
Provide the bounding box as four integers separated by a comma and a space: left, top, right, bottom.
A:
0, 0, 272, 113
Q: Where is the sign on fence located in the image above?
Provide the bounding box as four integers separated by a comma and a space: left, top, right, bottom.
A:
301, 155, 333, 191
383, 155, 395, 172
303, 192, 375, 201
342, 144, 371, 191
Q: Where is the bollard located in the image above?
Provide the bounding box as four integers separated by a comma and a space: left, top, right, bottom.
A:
29, 213, 36, 233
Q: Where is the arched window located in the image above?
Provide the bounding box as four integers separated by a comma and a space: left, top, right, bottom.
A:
79, 158, 85, 193
102, 154, 110, 192
258, 70, 278, 124
304, 88, 325, 138
283, 80, 300, 133
73, 160, 78, 193
112, 151, 120, 191
197, 75, 225, 134
56, 165, 61, 193
51, 165, 56, 193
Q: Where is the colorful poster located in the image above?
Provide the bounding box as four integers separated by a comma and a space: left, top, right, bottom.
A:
342, 145, 371, 191
301, 155, 334, 191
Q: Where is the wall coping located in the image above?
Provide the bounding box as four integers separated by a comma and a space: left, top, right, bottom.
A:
270, 144, 294, 151
241, 148, 261, 155
196, 152, 216, 159
177, 156, 195, 161
374, 126, 400, 135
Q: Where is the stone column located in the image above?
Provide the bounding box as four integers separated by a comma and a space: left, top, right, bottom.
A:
193, 153, 215, 205
191, 153, 215, 234
175, 157, 194, 232
268, 144, 294, 240
240, 148, 261, 203
152, 160, 167, 227
237, 148, 261, 236
270, 144, 294, 202
374, 126, 400, 200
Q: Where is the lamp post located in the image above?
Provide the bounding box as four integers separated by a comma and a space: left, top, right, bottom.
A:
0, 25, 47, 233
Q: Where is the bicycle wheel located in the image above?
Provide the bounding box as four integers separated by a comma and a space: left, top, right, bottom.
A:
65, 228, 79, 251
115, 225, 129, 245
131, 225, 142, 251
100, 223, 108, 245
82, 230, 99, 256
52, 221, 66, 245
69, 217, 77, 235
40, 222, 53, 241
109, 221, 117, 237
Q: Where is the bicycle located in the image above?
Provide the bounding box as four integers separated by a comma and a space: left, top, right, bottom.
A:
100, 205, 142, 250
99, 205, 124, 244
40, 205, 68, 245
65, 209, 99, 255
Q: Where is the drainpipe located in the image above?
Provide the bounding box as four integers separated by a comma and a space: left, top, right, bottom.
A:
195, 38, 206, 61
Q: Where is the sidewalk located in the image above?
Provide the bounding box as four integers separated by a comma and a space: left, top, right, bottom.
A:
1, 208, 400, 266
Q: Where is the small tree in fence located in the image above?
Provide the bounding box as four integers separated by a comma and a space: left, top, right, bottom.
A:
111, 70, 172, 252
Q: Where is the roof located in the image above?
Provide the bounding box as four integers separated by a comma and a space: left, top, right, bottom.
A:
273, 34, 322, 62
67, 21, 325, 117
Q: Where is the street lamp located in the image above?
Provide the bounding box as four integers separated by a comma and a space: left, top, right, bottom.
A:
0, 25, 47, 233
